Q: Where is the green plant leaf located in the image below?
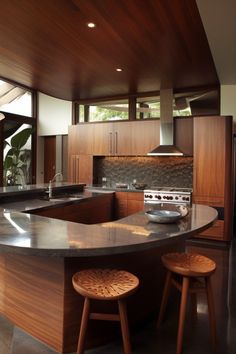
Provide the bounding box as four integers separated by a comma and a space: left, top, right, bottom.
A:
10, 128, 32, 150
4, 155, 13, 169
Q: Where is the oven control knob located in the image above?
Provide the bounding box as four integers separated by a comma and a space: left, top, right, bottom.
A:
170, 196, 173, 200
175, 196, 178, 200
149, 195, 153, 198
158, 195, 161, 200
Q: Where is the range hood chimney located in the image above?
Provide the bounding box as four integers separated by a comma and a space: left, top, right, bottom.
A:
148, 88, 184, 156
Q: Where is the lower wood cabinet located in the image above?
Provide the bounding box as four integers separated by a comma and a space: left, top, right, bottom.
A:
196, 220, 224, 241
114, 191, 144, 219
68, 155, 93, 185
30, 194, 114, 224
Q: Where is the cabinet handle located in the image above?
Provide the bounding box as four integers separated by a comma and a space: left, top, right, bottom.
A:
73, 157, 76, 182
75, 156, 79, 183
109, 132, 113, 154
115, 131, 118, 154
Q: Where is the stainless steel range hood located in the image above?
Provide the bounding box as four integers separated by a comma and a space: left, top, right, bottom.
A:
147, 88, 184, 156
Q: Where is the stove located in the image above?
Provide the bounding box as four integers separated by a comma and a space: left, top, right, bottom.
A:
144, 187, 192, 205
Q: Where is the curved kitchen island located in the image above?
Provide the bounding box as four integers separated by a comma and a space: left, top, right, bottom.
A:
0, 199, 217, 354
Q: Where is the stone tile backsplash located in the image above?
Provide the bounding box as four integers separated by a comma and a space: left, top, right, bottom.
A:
94, 156, 193, 188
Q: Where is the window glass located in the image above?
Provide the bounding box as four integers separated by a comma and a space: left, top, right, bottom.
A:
79, 99, 129, 122
136, 97, 160, 119
0, 79, 33, 117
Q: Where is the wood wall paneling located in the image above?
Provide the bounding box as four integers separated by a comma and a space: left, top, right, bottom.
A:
3, 254, 64, 353
0, 1, 219, 100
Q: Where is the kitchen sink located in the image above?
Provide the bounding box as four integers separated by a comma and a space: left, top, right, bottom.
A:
49, 196, 83, 202
39, 194, 84, 202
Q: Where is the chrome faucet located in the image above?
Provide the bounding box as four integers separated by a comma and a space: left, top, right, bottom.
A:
48, 172, 63, 198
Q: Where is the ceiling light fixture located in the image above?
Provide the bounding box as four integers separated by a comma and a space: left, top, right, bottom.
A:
116, 68, 122, 72
87, 22, 96, 28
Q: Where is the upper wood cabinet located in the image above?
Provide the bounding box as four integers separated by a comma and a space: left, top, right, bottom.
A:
130, 120, 160, 155
93, 121, 132, 155
68, 124, 94, 155
68, 119, 193, 157
175, 117, 193, 156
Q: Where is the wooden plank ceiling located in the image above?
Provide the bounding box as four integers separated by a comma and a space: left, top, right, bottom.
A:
0, 0, 219, 101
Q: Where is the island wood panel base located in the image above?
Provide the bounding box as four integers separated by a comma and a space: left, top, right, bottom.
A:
0, 254, 65, 353
30, 194, 114, 224
0, 239, 185, 353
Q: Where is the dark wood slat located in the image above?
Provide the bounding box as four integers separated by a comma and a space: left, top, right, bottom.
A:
0, 0, 218, 101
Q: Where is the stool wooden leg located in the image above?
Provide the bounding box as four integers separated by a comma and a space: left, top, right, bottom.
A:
205, 276, 217, 349
77, 297, 90, 354
118, 299, 131, 354
157, 270, 172, 327
176, 276, 189, 354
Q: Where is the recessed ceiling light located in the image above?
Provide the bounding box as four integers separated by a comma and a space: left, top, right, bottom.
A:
87, 22, 96, 28
116, 68, 122, 72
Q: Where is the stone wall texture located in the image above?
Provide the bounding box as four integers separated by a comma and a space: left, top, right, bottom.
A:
94, 156, 193, 188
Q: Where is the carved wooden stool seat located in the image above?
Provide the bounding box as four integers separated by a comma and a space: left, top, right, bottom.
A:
72, 268, 139, 354
157, 252, 217, 354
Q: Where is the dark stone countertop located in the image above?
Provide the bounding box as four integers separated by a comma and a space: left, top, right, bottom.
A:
0, 189, 114, 213
0, 182, 85, 195
0, 197, 217, 257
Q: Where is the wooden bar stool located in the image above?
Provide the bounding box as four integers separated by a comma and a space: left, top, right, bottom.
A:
157, 252, 217, 354
72, 268, 139, 354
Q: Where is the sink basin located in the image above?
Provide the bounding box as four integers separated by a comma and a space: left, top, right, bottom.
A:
49, 196, 83, 202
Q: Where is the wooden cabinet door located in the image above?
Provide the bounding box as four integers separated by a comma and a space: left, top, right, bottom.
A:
175, 117, 193, 156
130, 120, 160, 155
193, 116, 233, 242
68, 124, 94, 155
115, 191, 144, 219
78, 155, 93, 185
112, 121, 132, 155
68, 126, 79, 156
127, 192, 144, 214
68, 155, 80, 183
68, 155, 93, 185
93, 122, 113, 155
193, 116, 226, 206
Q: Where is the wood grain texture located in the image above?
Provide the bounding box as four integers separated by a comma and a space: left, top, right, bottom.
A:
31, 194, 114, 224
193, 116, 233, 241
72, 269, 139, 300
114, 192, 144, 220
0, 0, 219, 100
2, 254, 64, 353
193, 116, 226, 203
175, 117, 193, 156
130, 120, 160, 155
195, 220, 224, 241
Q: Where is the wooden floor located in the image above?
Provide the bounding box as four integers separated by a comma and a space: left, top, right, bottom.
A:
0, 237, 236, 354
